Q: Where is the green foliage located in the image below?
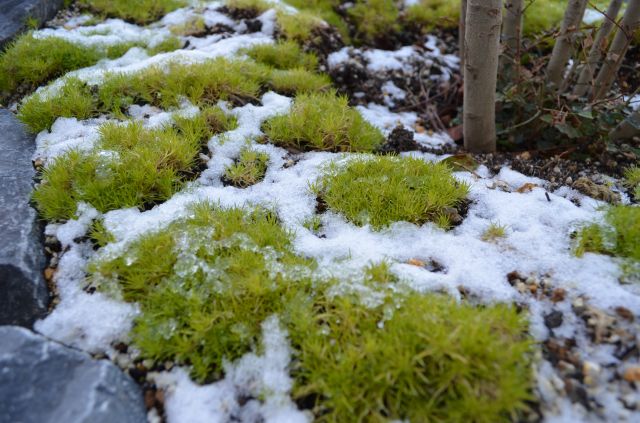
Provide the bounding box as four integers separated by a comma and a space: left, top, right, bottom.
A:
88, 203, 317, 381
313, 156, 469, 230
169, 16, 206, 36
32, 110, 233, 221
290, 292, 533, 422
282, 0, 349, 41
0, 33, 104, 100
223, 147, 270, 188
268, 68, 330, 95
78, 0, 187, 25
243, 41, 318, 71
225, 0, 271, 15
624, 166, 640, 200
576, 206, 640, 282
18, 58, 269, 132
349, 0, 400, 44
18, 78, 95, 133
482, 222, 508, 242
263, 91, 384, 152
147, 36, 184, 55
276, 9, 325, 42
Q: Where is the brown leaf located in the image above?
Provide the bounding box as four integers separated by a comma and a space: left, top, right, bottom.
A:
407, 258, 426, 267
516, 183, 539, 193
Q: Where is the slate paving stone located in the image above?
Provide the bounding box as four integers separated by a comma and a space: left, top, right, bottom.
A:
0, 0, 64, 48
0, 108, 49, 327
0, 326, 147, 423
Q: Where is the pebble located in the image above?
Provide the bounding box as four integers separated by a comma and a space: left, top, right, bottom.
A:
623, 366, 640, 383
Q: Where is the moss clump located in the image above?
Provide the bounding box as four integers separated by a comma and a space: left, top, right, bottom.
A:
0, 33, 133, 101
624, 166, 640, 200
243, 41, 318, 71
482, 222, 508, 242
575, 205, 640, 281
225, 0, 271, 15
276, 9, 325, 42
313, 156, 469, 230
88, 203, 317, 381
290, 292, 533, 422
263, 91, 384, 152
169, 16, 206, 36
78, 0, 187, 25
147, 36, 184, 55
33, 109, 235, 220
223, 147, 270, 188
269, 68, 330, 95
349, 0, 400, 44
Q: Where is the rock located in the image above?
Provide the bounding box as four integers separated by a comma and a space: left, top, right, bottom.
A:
0, 326, 147, 423
0, 0, 65, 48
544, 310, 564, 329
0, 109, 49, 327
623, 366, 640, 383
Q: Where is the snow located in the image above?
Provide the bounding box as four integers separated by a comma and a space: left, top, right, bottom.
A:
23, 1, 640, 422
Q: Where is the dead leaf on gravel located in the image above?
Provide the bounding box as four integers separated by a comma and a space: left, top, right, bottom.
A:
516, 183, 539, 193
441, 154, 479, 172
407, 258, 426, 267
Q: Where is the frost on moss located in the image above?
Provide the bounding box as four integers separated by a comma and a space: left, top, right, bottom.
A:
223, 147, 270, 188
18, 57, 326, 133
78, 0, 187, 25
32, 108, 236, 221
0, 33, 136, 102
313, 156, 469, 230
88, 203, 317, 381
575, 205, 640, 282
262, 91, 384, 152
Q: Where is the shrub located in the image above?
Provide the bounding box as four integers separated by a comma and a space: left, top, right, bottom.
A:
223, 147, 270, 188
78, 0, 187, 25
313, 155, 469, 230
262, 91, 384, 152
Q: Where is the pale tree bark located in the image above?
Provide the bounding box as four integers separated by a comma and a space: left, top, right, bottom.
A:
592, 0, 640, 100
610, 110, 640, 140
460, 0, 467, 72
573, 0, 624, 97
546, 0, 588, 89
500, 0, 523, 80
463, 0, 502, 153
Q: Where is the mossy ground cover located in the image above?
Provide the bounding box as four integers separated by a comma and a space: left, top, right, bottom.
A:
88, 201, 534, 419
78, 0, 188, 25
263, 91, 384, 152
18, 57, 330, 133
32, 107, 237, 221
0, 33, 139, 102
223, 147, 270, 188
312, 155, 469, 230
576, 205, 640, 282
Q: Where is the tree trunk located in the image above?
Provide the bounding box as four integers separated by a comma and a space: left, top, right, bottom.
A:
546, 0, 588, 89
610, 110, 640, 140
500, 0, 523, 80
463, 0, 502, 153
592, 0, 640, 100
460, 0, 467, 73
573, 0, 624, 97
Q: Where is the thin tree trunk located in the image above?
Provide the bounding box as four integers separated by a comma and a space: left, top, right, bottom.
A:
463, 0, 502, 153
546, 0, 588, 89
460, 0, 467, 73
592, 0, 640, 100
574, 0, 624, 97
500, 0, 523, 81
610, 110, 640, 140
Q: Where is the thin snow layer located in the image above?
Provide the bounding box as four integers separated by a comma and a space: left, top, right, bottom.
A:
153, 316, 309, 423
34, 203, 139, 354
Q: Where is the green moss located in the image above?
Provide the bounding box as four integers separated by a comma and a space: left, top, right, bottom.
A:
225, 0, 271, 15
269, 68, 330, 95
243, 41, 318, 71
0, 33, 128, 101
170, 16, 206, 36
32, 109, 234, 221
223, 147, 270, 188
282, 0, 350, 42
88, 202, 317, 380
290, 292, 533, 422
147, 36, 184, 55
349, 0, 400, 44
78, 0, 188, 25
576, 205, 640, 281
276, 9, 325, 42
263, 91, 384, 152
18, 78, 95, 133
19, 58, 269, 132
624, 166, 640, 200
313, 156, 469, 230
482, 222, 508, 242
